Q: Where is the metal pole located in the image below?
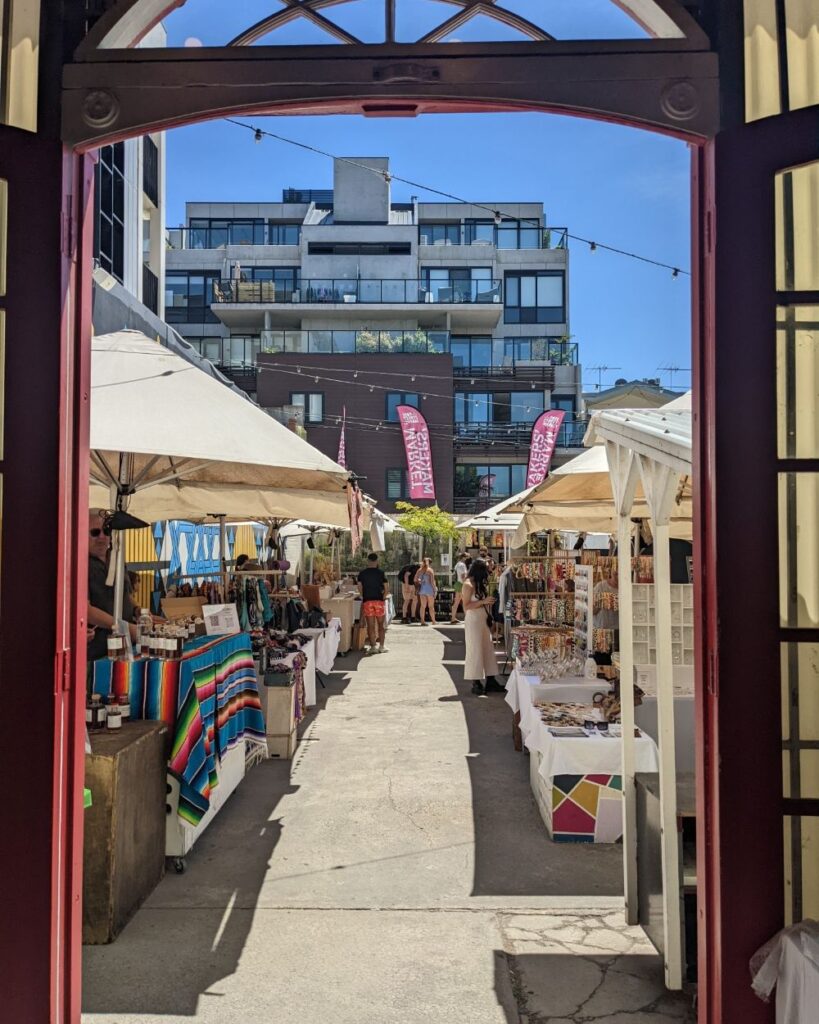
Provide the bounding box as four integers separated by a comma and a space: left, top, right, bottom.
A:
618, 511, 638, 924
218, 515, 227, 599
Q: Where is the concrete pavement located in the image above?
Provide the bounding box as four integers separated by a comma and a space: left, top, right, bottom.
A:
82, 622, 693, 1023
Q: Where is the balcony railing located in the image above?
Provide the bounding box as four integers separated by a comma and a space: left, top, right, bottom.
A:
454, 418, 586, 448
261, 328, 450, 355
419, 226, 569, 250
166, 225, 300, 248
211, 278, 502, 305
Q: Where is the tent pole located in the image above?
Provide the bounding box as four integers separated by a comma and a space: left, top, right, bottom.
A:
618, 509, 638, 924
218, 515, 227, 599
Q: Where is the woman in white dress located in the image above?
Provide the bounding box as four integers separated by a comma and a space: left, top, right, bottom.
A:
461, 558, 502, 696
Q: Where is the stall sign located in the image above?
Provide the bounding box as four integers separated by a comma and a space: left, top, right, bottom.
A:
396, 404, 436, 500
202, 604, 241, 635
526, 410, 566, 488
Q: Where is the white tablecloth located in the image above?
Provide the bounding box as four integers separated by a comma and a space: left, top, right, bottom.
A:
505, 665, 608, 716
509, 663, 659, 781
295, 617, 341, 675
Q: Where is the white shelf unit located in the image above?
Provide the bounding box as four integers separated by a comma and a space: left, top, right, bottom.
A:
631, 583, 694, 666
574, 564, 593, 657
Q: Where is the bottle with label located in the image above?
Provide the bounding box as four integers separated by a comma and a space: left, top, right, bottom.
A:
86, 694, 106, 730
107, 625, 124, 661
117, 694, 131, 722
136, 608, 153, 657
105, 703, 122, 730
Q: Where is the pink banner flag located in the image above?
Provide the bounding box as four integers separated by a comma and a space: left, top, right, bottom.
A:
337, 406, 347, 468
396, 405, 436, 501
525, 410, 566, 488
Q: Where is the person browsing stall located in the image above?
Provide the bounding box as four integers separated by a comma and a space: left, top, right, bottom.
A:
398, 558, 420, 623
357, 552, 389, 655
450, 552, 468, 623
87, 509, 136, 663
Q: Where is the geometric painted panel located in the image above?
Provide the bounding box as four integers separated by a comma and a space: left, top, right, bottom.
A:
549, 773, 623, 843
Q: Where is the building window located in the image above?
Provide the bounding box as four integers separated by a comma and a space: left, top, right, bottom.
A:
386, 392, 420, 421
94, 142, 125, 282
165, 271, 221, 323
456, 391, 544, 426
419, 223, 460, 245
307, 241, 411, 256
421, 267, 496, 303
504, 271, 565, 323
386, 468, 409, 500
291, 392, 324, 423
451, 336, 493, 371
225, 335, 261, 367
183, 336, 223, 363
455, 464, 528, 499
464, 220, 494, 245
269, 222, 301, 245
188, 218, 266, 247
496, 220, 541, 249
142, 136, 159, 207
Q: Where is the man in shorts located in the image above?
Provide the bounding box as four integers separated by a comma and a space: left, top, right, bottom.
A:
398, 558, 420, 623
357, 552, 389, 654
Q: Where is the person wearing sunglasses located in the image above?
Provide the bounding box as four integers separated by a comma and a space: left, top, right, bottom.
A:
87, 509, 137, 663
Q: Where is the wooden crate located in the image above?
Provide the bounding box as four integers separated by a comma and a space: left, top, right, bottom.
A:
83, 721, 168, 944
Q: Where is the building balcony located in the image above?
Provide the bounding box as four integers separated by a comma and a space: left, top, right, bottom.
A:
209, 278, 503, 331
261, 327, 451, 356
453, 494, 504, 515
454, 418, 586, 450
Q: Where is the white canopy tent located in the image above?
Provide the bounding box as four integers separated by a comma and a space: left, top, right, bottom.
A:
89, 331, 353, 615
586, 404, 693, 992
507, 444, 692, 547
89, 331, 352, 525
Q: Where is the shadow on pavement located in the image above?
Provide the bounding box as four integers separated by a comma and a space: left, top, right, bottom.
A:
433, 624, 623, 900
82, 669, 353, 1017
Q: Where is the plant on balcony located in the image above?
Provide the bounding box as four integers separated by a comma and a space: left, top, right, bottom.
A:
405, 329, 428, 353
380, 331, 403, 353
356, 329, 378, 353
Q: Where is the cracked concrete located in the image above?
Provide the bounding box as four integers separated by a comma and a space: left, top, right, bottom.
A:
82, 623, 691, 1023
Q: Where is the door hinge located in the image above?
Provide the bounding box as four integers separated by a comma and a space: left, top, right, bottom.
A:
55, 649, 72, 693
62, 201, 76, 259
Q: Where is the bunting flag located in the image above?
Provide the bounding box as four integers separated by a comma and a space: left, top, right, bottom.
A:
396, 404, 436, 500
526, 410, 566, 488
337, 405, 347, 468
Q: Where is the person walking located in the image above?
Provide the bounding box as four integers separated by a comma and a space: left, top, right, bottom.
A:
461, 558, 503, 695
398, 557, 420, 623
357, 552, 389, 654
414, 557, 437, 625
450, 551, 468, 623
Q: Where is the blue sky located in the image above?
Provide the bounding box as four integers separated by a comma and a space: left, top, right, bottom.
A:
162, 1, 692, 390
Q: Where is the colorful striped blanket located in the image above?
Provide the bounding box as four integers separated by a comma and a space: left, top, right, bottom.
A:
93, 633, 265, 825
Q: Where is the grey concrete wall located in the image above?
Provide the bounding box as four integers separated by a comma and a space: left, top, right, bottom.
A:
334, 157, 390, 223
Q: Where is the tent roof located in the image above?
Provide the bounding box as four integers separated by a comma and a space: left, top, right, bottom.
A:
89, 331, 352, 524
586, 407, 692, 474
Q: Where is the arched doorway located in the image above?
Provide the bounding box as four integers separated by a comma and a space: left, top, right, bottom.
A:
0, 3, 817, 1022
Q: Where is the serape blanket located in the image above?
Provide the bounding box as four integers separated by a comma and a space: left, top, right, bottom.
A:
93, 633, 265, 825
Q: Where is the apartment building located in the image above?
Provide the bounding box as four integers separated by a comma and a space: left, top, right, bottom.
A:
91, 23, 167, 331
165, 156, 583, 513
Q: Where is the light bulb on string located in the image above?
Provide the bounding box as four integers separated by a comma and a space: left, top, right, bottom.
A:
354, 370, 359, 378
314, 376, 319, 383
672, 268, 680, 278
369, 386, 374, 392
254, 128, 263, 144
589, 241, 597, 252
531, 382, 536, 389
296, 366, 302, 374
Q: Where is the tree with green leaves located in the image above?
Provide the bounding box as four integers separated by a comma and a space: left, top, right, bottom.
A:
394, 502, 460, 562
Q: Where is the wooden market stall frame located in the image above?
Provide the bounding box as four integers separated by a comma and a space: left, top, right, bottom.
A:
587, 406, 693, 990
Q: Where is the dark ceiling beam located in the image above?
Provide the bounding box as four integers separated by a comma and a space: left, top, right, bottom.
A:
62, 43, 719, 148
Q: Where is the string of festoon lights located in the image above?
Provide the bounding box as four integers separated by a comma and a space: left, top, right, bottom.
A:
225, 117, 690, 279
256, 361, 555, 415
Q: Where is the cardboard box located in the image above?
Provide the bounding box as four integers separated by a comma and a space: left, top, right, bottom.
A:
160, 596, 208, 635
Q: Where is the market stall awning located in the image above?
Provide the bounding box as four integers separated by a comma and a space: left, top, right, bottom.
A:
507, 441, 692, 547
89, 331, 352, 525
